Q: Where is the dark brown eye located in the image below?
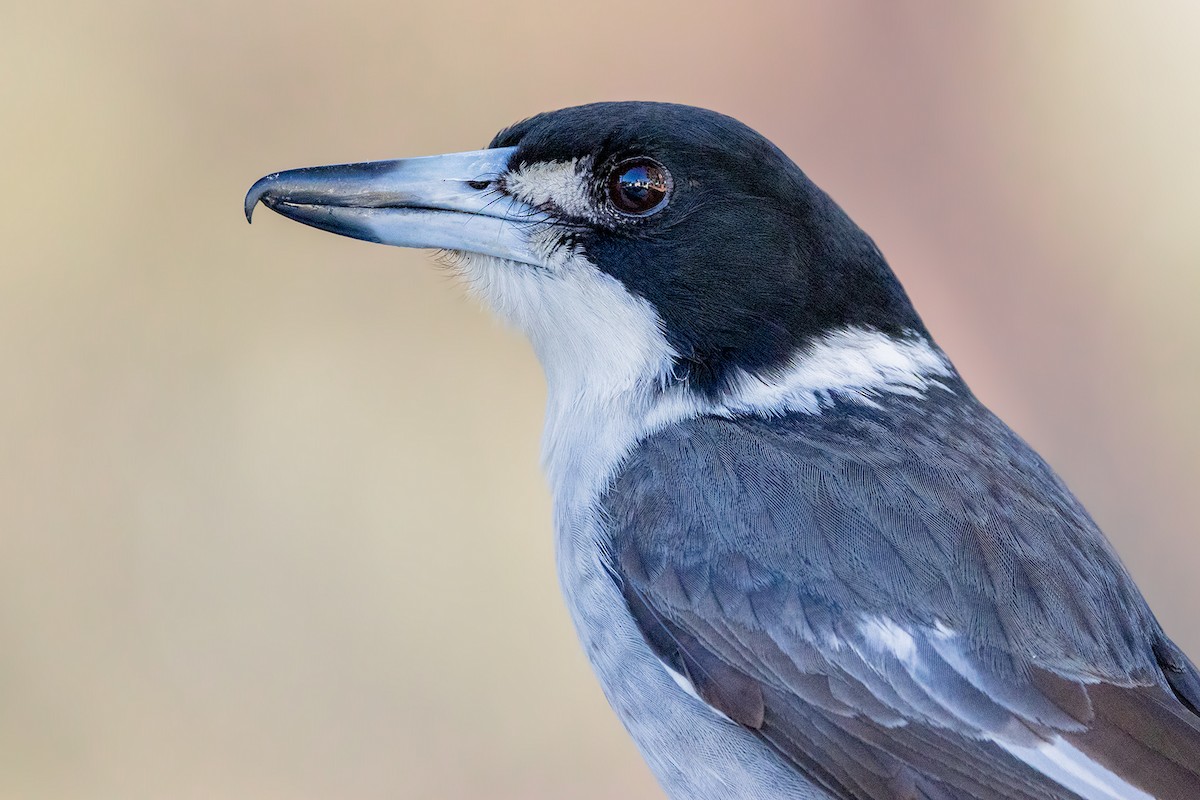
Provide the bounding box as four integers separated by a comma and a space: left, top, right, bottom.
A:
607, 158, 672, 216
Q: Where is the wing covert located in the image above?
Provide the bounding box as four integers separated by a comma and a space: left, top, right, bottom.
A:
604, 403, 1200, 800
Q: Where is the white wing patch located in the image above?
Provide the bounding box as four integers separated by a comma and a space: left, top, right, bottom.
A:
663, 616, 1160, 799
858, 618, 1158, 800
859, 616, 919, 667
1000, 738, 1156, 800
660, 662, 736, 725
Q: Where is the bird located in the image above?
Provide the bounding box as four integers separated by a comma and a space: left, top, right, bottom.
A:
245, 101, 1200, 800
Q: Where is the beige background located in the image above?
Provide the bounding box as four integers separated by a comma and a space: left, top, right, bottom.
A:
3, 2, 1200, 798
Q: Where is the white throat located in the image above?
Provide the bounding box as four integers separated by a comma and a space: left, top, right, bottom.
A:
454, 250, 678, 507
453, 250, 954, 511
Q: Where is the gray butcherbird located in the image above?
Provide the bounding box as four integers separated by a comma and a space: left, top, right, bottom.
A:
246, 102, 1200, 800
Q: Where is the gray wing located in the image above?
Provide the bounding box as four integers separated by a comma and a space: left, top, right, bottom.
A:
603, 400, 1200, 800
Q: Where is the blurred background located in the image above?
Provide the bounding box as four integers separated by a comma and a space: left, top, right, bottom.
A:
2, 1, 1199, 798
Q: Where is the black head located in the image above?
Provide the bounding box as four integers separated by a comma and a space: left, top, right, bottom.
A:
489, 102, 927, 393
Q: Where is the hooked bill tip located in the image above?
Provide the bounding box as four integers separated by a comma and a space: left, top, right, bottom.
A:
244, 172, 280, 223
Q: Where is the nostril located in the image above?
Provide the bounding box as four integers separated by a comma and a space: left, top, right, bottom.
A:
466, 179, 491, 191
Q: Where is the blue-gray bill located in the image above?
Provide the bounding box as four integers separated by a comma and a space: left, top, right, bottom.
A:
244, 146, 547, 265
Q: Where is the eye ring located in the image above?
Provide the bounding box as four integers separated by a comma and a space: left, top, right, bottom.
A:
606, 157, 672, 217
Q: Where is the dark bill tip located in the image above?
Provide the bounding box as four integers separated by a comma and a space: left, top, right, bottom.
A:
244, 173, 283, 223
245, 161, 405, 224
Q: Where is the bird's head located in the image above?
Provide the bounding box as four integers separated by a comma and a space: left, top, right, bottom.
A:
246, 102, 946, 411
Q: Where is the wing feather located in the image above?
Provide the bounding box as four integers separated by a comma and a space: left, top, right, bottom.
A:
604, 403, 1200, 799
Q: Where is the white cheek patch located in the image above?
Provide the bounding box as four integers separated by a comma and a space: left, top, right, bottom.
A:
504, 157, 598, 220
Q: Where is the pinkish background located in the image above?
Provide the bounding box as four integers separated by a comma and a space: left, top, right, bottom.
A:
3, 2, 1199, 798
